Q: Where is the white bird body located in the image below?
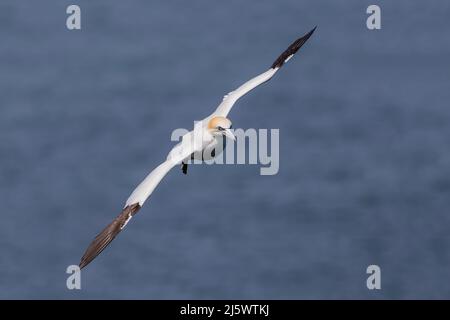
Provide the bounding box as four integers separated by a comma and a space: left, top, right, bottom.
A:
126, 123, 215, 207
79, 27, 316, 269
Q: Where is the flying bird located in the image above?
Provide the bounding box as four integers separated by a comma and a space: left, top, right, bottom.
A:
79, 27, 316, 269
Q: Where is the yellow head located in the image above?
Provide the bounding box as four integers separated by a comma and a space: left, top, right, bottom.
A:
207, 116, 235, 141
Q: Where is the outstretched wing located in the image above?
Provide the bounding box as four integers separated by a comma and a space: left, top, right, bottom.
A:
212, 27, 316, 118
79, 129, 203, 269
125, 160, 177, 207
79, 160, 176, 269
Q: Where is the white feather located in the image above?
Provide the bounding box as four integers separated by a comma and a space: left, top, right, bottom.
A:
211, 68, 278, 118
284, 54, 294, 63
125, 127, 206, 207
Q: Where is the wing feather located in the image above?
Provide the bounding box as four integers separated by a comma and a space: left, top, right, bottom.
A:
79, 203, 141, 269
271, 26, 316, 69
79, 141, 198, 269
78, 28, 316, 269
212, 27, 316, 118
79, 160, 177, 269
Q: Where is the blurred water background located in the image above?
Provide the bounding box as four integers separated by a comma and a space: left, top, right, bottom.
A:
1, 0, 450, 299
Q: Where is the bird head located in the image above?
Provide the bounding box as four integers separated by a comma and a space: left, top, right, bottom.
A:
207, 116, 235, 141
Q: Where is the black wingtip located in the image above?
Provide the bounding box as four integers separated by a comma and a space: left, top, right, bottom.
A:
78, 203, 141, 270
270, 26, 317, 69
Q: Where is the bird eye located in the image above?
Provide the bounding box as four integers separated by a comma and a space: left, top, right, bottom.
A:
217, 126, 224, 131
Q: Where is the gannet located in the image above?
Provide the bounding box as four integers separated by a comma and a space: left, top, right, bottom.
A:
79, 27, 316, 269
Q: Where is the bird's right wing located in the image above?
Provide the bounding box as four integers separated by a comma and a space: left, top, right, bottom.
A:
125, 160, 177, 207
79, 160, 176, 269
79, 203, 141, 269
212, 27, 316, 118
79, 131, 201, 269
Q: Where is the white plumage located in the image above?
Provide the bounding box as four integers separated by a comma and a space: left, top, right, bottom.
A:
79, 27, 316, 269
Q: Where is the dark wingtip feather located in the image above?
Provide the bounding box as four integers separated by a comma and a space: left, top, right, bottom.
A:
78, 203, 141, 269
270, 26, 317, 69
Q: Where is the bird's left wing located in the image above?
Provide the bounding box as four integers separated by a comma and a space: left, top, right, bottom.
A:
212, 27, 316, 118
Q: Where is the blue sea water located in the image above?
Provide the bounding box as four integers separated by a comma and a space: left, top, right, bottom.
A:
1, 0, 450, 299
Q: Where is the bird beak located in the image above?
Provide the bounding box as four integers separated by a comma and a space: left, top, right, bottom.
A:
223, 128, 236, 141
